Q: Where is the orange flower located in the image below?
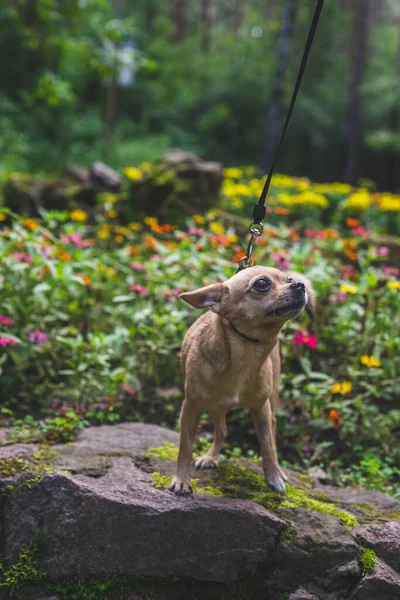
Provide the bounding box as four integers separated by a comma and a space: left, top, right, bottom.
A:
23, 219, 39, 231
346, 218, 360, 228
265, 228, 278, 238
323, 228, 339, 239
234, 251, 247, 264
275, 207, 291, 215
159, 223, 174, 233
58, 251, 71, 262
343, 240, 357, 250
344, 249, 358, 262
145, 235, 157, 251
289, 231, 300, 241
127, 245, 141, 256
329, 409, 342, 430
75, 274, 92, 285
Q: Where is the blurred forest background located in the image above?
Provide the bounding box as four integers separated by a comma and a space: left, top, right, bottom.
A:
1, 0, 400, 191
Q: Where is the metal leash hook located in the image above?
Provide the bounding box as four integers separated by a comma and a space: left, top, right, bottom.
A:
237, 222, 264, 272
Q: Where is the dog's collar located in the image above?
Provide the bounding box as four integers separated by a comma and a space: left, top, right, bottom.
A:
226, 320, 268, 344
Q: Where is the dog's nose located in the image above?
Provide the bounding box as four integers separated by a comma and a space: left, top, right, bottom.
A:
290, 281, 305, 291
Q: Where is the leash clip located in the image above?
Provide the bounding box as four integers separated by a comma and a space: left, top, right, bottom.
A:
237, 222, 264, 272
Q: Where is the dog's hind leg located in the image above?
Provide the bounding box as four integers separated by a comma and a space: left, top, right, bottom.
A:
193, 411, 227, 470
251, 400, 286, 494
169, 399, 199, 496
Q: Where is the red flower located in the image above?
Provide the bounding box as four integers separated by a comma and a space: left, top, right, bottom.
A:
293, 332, 318, 349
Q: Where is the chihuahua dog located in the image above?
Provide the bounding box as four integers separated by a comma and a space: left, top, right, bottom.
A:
169, 266, 315, 497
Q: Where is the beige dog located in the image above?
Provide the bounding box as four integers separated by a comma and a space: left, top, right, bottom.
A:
169, 266, 315, 496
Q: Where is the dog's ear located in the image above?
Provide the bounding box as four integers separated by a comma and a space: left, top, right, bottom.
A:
179, 283, 228, 313
287, 272, 316, 320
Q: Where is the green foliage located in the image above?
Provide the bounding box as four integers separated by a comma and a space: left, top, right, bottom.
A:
0, 543, 45, 596
359, 548, 376, 575
146, 442, 179, 461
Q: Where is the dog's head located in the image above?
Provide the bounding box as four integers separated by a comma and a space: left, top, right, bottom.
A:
180, 266, 315, 338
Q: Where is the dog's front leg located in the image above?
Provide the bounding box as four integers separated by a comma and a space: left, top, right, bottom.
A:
251, 400, 286, 494
169, 399, 199, 496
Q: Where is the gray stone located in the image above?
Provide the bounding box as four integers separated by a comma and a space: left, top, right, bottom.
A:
349, 558, 400, 600
3, 459, 285, 584
289, 588, 320, 600
0, 423, 399, 600
353, 521, 400, 573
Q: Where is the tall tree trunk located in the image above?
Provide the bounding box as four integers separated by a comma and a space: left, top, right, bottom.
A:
261, 0, 298, 173
343, 0, 371, 184
145, 0, 156, 34
200, 0, 212, 52
233, 0, 244, 31
174, 0, 187, 43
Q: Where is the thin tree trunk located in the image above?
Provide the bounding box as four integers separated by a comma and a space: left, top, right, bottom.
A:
200, 0, 212, 53
343, 0, 371, 184
145, 0, 156, 34
261, 0, 298, 173
174, 0, 187, 43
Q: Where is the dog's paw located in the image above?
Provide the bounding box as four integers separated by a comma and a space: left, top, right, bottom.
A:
169, 476, 193, 497
193, 456, 218, 470
265, 473, 286, 495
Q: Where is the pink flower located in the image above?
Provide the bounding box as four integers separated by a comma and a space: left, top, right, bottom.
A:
150, 254, 163, 262
0, 336, 17, 347
188, 226, 205, 236
60, 233, 92, 249
271, 253, 291, 270
29, 330, 48, 346
13, 253, 33, 263
293, 331, 318, 349
329, 292, 347, 304
121, 383, 136, 395
373, 246, 390, 256
383, 266, 400, 277
351, 226, 370, 237
163, 288, 182, 301
304, 228, 324, 239
129, 262, 146, 272
129, 284, 148, 295
0, 316, 14, 325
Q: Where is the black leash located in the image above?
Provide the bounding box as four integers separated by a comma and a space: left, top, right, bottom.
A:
237, 0, 325, 272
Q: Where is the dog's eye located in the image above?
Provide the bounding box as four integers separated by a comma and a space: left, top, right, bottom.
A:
253, 278, 271, 292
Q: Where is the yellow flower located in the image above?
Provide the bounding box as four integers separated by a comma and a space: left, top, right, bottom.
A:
387, 281, 400, 291
223, 167, 243, 179
97, 229, 110, 239
360, 355, 381, 368
376, 193, 400, 212
209, 222, 225, 235
342, 189, 371, 211
228, 233, 239, 244
0, 213, 7, 221
70, 209, 88, 222
340, 284, 358, 294
124, 166, 142, 181
341, 381, 352, 394
192, 214, 206, 225
144, 216, 158, 227
331, 381, 352, 395
129, 222, 142, 231
106, 209, 118, 219
114, 235, 124, 243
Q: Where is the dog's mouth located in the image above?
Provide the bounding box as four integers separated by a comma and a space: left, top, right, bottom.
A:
265, 297, 306, 318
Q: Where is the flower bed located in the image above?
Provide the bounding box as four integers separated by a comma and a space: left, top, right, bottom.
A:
0, 168, 399, 496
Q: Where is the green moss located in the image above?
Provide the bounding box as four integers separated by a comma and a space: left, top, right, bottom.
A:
0, 458, 29, 477
0, 543, 45, 595
33, 444, 57, 462
151, 472, 173, 490
151, 459, 358, 526
146, 442, 179, 461
151, 472, 222, 496
359, 548, 376, 575
281, 485, 358, 527
277, 528, 295, 543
